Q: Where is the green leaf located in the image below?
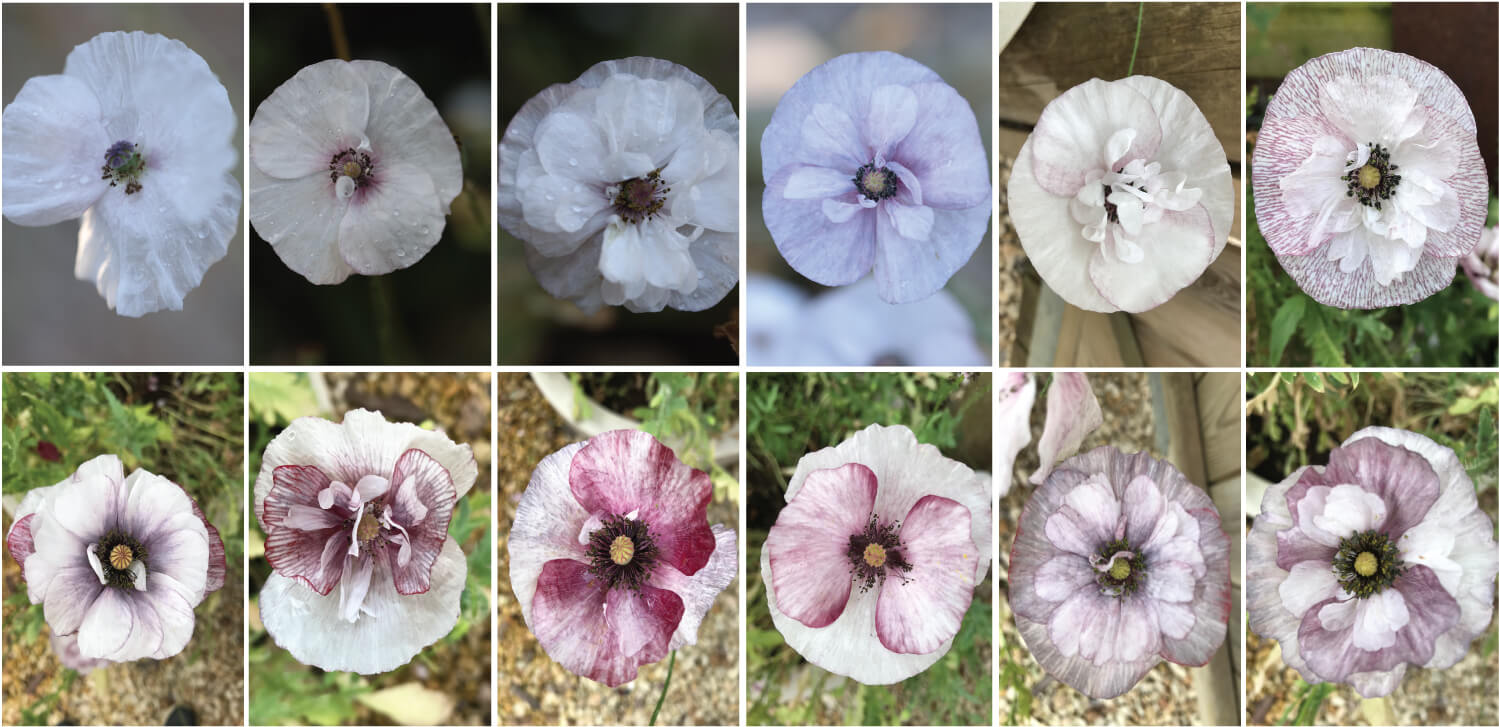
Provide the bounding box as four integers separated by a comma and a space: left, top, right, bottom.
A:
1268, 295, 1307, 364
248, 372, 319, 426
1304, 372, 1324, 393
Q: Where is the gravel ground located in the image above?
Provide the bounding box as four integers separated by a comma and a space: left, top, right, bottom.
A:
3, 525, 244, 726
997, 373, 1204, 725
996, 153, 1021, 367
494, 373, 740, 726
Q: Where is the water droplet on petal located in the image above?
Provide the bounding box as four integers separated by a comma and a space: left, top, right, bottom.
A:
393, 210, 400, 217
421, 226, 429, 234
568, 158, 578, 167
198, 231, 207, 239
53, 181, 64, 190
157, 206, 167, 213
545, 194, 555, 201
396, 250, 406, 258
79, 175, 91, 185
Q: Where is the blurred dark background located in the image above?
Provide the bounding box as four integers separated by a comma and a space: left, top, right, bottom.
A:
250, 3, 491, 364
2, 4, 244, 364
496, 3, 739, 364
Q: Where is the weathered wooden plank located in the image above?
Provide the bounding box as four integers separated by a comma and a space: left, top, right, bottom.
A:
1198, 373, 1243, 485
998, 1, 1242, 162
1132, 245, 1242, 367
1054, 302, 1126, 366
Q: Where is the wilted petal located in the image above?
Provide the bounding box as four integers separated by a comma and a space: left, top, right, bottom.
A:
1031, 373, 1103, 485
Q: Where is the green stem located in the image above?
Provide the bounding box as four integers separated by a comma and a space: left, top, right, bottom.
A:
1127, 2, 1144, 76
370, 275, 401, 362
649, 651, 676, 726
323, 3, 351, 61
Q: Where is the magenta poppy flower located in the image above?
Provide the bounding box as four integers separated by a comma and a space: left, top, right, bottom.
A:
760, 52, 991, 304
762, 424, 991, 684
1253, 48, 1488, 308
254, 409, 478, 674
509, 429, 737, 687
1009, 446, 1230, 698
1246, 427, 1499, 697
4, 454, 226, 666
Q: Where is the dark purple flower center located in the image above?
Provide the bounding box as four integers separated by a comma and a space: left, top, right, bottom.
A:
95, 529, 146, 589
612, 169, 669, 224
101, 140, 145, 195
1333, 529, 1404, 598
846, 514, 912, 593
1094, 537, 1146, 597
585, 514, 659, 590
853, 162, 898, 202
329, 148, 375, 189
1343, 142, 1401, 209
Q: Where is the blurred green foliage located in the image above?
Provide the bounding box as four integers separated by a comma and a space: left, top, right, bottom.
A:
745, 373, 991, 725
245, 372, 490, 725
1, 372, 244, 720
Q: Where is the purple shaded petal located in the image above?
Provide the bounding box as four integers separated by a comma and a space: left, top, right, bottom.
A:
1298, 566, 1460, 686
264, 465, 349, 596
1030, 373, 1102, 485
180, 487, 226, 595
1034, 554, 1094, 602
764, 164, 877, 287
50, 631, 110, 674
1121, 475, 1165, 546
1291, 437, 1440, 540
531, 558, 684, 687
1278, 560, 1340, 618
1160, 506, 1230, 667
385, 448, 458, 595
649, 524, 737, 651
874, 495, 976, 655
766, 463, 876, 628
891, 82, 990, 209
863, 85, 918, 158
870, 197, 989, 304
799, 102, 864, 171
569, 430, 716, 577
6, 513, 36, 566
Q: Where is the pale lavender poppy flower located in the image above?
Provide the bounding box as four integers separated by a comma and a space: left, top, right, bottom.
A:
1253, 48, 1488, 308
1460, 224, 1499, 300
509, 429, 737, 686
4, 454, 227, 666
1008, 77, 1234, 313
761, 52, 991, 304
1029, 372, 1102, 485
763, 424, 991, 684
1010, 446, 1230, 698
1246, 427, 1498, 697
254, 409, 477, 674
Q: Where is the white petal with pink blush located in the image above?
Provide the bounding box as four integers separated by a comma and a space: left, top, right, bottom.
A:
1009, 76, 1234, 313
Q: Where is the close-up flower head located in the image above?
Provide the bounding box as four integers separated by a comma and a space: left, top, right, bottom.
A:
1246, 426, 1499, 698
1, 30, 240, 317
509, 429, 736, 687
762, 423, 991, 684
1008, 445, 1230, 699
760, 51, 991, 304
253, 408, 477, 674
498, 56, 739, 314
5, 454, 227, 667
1252, 47, 1489, 309
249, 58, 463, 285
1008, 75, 1235, 313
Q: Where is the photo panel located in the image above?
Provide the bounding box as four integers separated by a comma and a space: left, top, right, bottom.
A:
245, 371, 493, 725
495, 372, 740, 724
1, 372, 244, 725
1, 5, 245, 365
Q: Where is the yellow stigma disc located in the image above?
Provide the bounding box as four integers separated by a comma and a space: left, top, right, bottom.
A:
1355, 551, 1379, 577
1358, 164, 1381, 190
109, 544, 134, 570
610, 535, 635, 565
1109, 557, 1131, 580
863, 543, 887, 568
342, 160, 363, 179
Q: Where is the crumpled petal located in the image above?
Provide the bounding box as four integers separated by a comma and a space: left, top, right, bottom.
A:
1030, 373, 1103, 485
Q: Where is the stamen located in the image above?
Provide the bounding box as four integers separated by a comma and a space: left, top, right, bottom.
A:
1343, 143, 1401, 209
94, 529, 147, 589
1334, 529, 1404, 597
846, 514, 912, 592
610, 535, 635, 565
328, 148, 375, 190
611, 169, 670, 224
853, 162, 899, 201
585, 515, 659, 590
109, 544, 134, 570
100, 141, 145, 195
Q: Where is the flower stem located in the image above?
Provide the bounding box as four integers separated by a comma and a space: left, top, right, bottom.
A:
649, 651, 675, 726
370, 275, 402, 362
322, 3, 351, 61
1126, 2, 1144, 76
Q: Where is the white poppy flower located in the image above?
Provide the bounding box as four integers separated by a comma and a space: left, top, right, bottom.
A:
1, 31, 240, 317
1008, 76, 1235, 313
249, 60, 463, 285
498, 57, 739, 313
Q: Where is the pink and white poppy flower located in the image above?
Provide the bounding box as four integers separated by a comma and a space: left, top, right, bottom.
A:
254, 409, 478, 674
1460, 224, 1499, 301
1009, 446, 1230, 698
762, 424, 991, 684
1253, 48, 1488, 308
1246, 427, 1498, 697
4, 454, 227, 666
509, 429, 737, 686
1008, 76, 1235, 313
249, 60, 463, 285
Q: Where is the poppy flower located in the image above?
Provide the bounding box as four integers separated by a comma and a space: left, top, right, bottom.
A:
1008, 76, 1235, 313
1246, 427, 1498, 697
249, 59, 463, 284
509, 429, 737, 686
4, 454, 227, 665
253, 409, 478, 674
762, 424, 991, 684
1, 31, 240, 316
1009, 446, 1230, 698
760, 52, 991, 304
1252, 48, 1488, 308
498, 57, 739, 313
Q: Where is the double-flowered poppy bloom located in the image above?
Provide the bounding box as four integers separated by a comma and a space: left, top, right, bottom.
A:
1247, 427, 1498, 697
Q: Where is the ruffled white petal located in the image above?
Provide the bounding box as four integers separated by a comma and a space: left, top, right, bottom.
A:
1, 74, 110, 226
248, 164, 355, 284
